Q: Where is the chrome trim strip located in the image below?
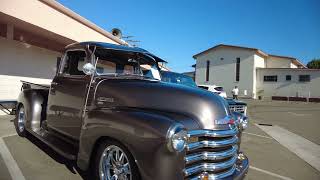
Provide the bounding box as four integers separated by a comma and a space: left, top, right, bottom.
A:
188, 165, 236, 180
187, 136, 238, 151
184, 155, 237, 176
187, 128, 238, 138
185, 145, 238, 164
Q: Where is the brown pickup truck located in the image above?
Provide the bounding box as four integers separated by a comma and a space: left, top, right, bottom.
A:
15, 42, 249, 180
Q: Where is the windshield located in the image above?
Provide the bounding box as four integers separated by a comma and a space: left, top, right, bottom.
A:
94, 48, 160, 79
161, 71, 197, 87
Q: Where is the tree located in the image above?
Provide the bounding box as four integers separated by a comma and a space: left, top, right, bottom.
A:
306, 59, 320, 69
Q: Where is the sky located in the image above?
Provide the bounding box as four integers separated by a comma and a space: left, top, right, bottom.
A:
57, 0, 320, 72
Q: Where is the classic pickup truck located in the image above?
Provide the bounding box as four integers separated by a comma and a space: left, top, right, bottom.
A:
15, 42, 248, 180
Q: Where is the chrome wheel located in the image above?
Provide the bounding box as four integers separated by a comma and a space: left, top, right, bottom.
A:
99, 145, 132, 180
18, 107, 25, 132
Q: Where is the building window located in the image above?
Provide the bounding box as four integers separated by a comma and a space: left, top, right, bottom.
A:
235, 58, 240, 81
0, 23, 6, 38
264, 75, 277, 82
299, 75, 310, 82
286, 75, 291, 81
206, 60, 210, 81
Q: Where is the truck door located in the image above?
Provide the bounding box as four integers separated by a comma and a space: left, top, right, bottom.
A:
47, 50, 90, 140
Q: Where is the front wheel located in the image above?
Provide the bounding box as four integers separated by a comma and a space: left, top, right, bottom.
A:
14, 105, 27, 137
93, 140, 140, 180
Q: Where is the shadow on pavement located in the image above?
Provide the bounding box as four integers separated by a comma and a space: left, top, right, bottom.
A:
25, 133, 90, 180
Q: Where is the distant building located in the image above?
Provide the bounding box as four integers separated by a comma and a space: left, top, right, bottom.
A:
193, 44, 320, 99
182, 71, 195, 80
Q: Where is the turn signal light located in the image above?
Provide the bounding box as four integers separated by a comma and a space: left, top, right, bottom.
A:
200, 173, 209, 180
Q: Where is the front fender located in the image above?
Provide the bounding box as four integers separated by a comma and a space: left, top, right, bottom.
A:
77, 108, 186, 180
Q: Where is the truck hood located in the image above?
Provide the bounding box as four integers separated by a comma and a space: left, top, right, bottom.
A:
94, 79, 231, 130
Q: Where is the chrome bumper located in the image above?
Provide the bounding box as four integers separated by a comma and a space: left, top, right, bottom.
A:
186, 154, 249, 180
184, 127, 248, 179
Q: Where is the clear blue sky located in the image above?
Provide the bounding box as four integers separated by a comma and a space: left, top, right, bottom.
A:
58, 0, 320, 72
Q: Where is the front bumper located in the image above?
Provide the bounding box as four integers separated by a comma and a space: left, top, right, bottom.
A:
189, 153, 249, 180
230, 154, 249, 180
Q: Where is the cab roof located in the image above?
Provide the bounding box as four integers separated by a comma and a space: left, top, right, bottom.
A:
66, 41, 167, 63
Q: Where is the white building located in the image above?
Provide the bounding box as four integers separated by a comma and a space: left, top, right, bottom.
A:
193, 44, 320, 99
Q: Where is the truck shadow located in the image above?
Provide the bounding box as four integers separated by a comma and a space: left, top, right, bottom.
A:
26, 133, 90, 180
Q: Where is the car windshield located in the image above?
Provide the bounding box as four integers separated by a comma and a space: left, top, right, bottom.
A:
214, 86, 224, 91
94, 48, 160, 79
161, 71, 197, 87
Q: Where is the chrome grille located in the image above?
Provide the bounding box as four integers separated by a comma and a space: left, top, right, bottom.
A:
229, 105, 247, 115
184, 128, 239, 179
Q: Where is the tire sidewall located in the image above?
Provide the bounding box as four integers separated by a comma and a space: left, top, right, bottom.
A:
93, 140, 140, 180
14, 104, 27, 137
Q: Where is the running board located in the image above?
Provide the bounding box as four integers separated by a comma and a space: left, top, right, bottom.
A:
29, 129, 77, 160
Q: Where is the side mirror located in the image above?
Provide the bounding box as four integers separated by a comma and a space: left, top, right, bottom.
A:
82, 63, 95, 75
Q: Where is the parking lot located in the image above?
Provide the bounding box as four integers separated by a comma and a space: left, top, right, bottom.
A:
1, 100, 320, 180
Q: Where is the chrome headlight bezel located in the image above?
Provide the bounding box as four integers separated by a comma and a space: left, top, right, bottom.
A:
167, 124, 188, 153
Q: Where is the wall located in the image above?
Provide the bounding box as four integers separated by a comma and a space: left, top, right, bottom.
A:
0, 0, 118, 44
266, 56, 291, 68
0, 37, 60, 100
195, 48, 256, 98
256, 68, 320, 98
253, 54, 265, 98
290, 63, 298, 68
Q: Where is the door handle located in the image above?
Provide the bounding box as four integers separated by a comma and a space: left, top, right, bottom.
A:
51, 82, 58, 86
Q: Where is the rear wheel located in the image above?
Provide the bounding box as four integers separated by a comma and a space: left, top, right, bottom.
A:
14, 105, 27, 137
93, 140, 140, 180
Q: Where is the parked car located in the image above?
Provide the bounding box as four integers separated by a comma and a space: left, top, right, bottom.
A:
198, 84, 227, 98
161, 71, 248, 116
15, 42, 248, 180
226, 98, 248, 116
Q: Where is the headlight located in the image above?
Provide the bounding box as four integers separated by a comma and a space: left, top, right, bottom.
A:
167, 124, 188, 152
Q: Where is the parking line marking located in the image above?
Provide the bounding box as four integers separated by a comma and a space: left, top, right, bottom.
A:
243, 132, 273, 139
256, 124, 320, 172
0, 137, 25, 180
287, 112, 309, 116
250, 166, 294, 180
1, 133, 17, 138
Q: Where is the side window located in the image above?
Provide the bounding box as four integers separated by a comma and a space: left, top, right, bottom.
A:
62, 51, 86, 76
198, 86, 209, 90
